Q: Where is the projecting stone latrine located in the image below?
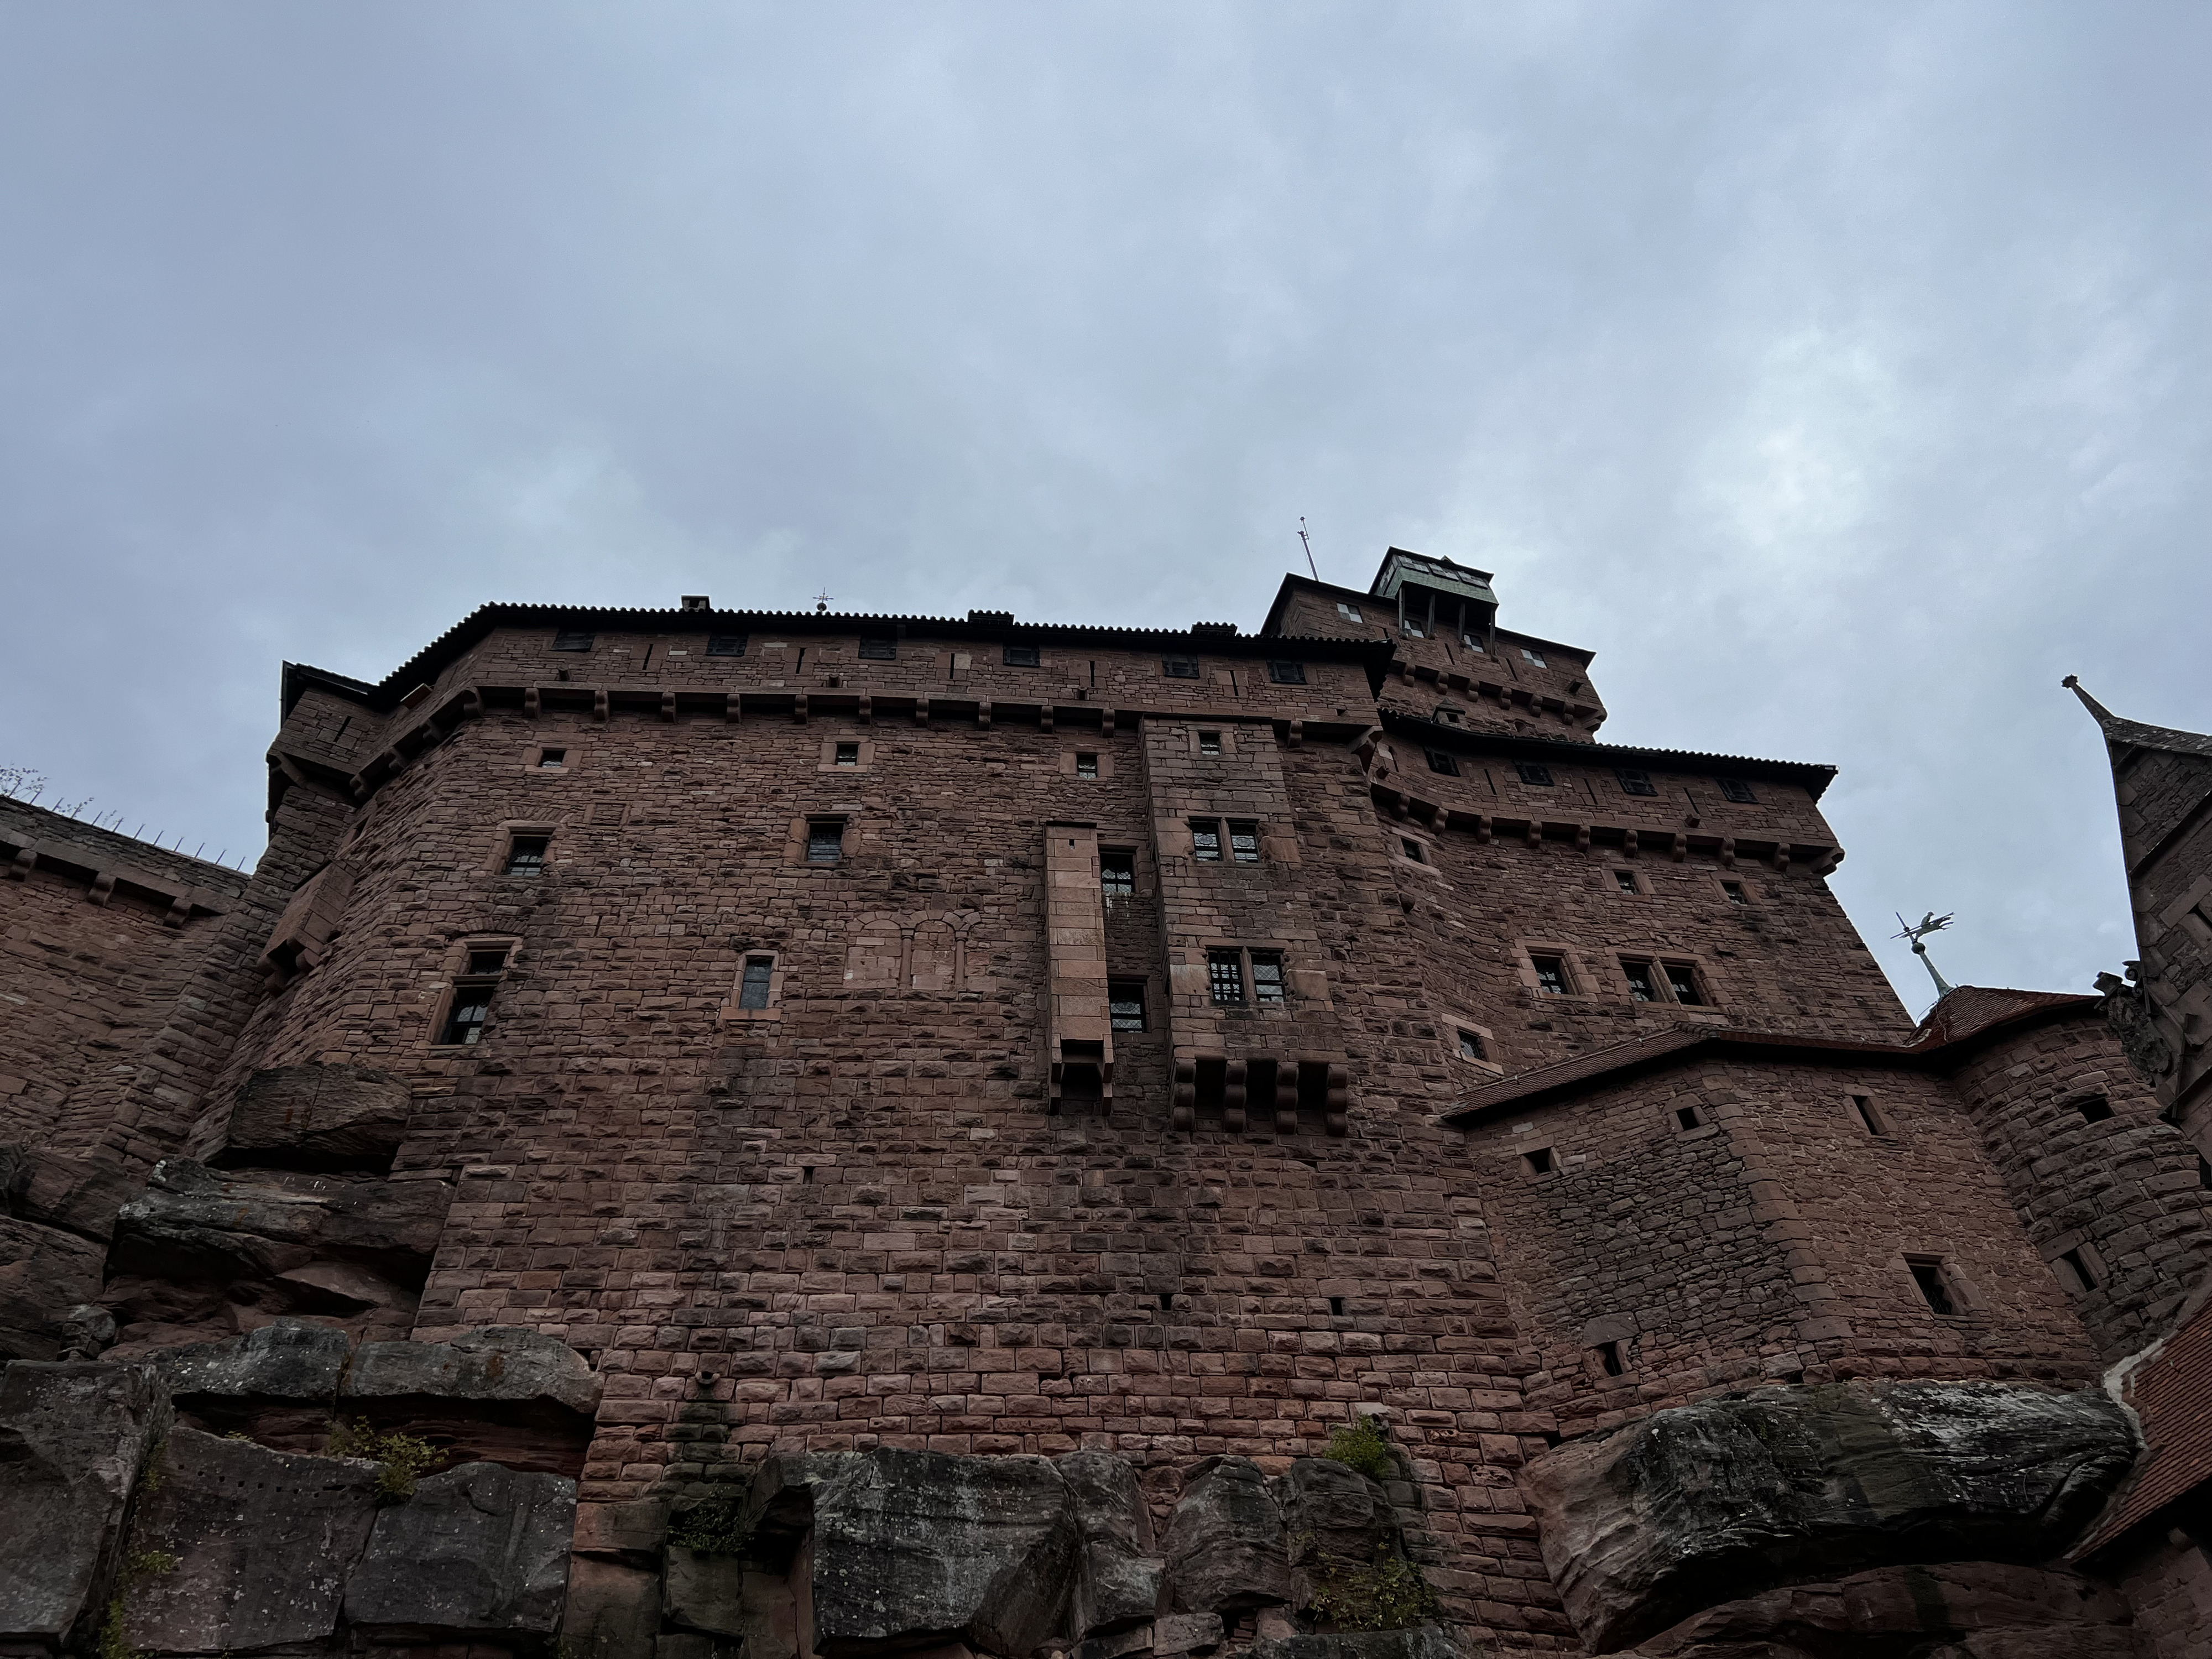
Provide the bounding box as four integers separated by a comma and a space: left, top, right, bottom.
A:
4, 550, 2211, 1659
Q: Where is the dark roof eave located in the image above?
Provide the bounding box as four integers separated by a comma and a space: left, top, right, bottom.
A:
1261, 573, 1595, 664
1381, 711, 1838, 799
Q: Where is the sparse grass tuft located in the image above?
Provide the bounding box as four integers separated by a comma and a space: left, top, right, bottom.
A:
1321, 1415, 1396, 1482
326, 1420, 444, 1503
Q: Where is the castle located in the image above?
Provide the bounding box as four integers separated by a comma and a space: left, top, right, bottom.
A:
3, 550, 2209, 1658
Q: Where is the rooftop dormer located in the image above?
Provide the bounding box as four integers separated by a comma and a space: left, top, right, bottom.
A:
1369, 547, 1498, 643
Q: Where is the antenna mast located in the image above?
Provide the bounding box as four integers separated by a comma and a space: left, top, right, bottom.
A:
1298, 518, 1318, 581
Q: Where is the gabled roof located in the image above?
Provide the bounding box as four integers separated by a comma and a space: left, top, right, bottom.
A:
2065, 677, 2212, 761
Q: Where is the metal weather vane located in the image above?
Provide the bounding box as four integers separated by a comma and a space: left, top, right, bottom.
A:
1893, 911, 1957, 999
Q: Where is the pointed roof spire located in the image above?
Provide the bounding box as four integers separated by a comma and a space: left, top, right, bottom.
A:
2061, 677, 2212, 760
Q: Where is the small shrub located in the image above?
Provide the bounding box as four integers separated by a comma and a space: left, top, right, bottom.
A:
668, 1498, 752, 1555
1322, 1415, 1396, 1482
327, 1420, 444, 1503
1307, 1546, 1443, 1632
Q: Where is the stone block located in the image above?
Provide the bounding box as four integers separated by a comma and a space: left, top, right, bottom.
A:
564, 1557, 665, 1659
149, 1317, 352, 1405
1154, 1611, 1225, 1655
223, 1062, 413, 1171
0, 1361, 171, 1645
346, 1325, 603, 1417
109, 1158, 449, 1283
1060, 1448, 1165, 1636
0, 1214, 109, 1361
343, 1460, 577, 1638
1164, 1455, 1292, 1614
0, 1142, 139, 1241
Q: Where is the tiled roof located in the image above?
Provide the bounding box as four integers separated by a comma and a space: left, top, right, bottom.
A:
2065, 677, 2212, 761
1908, 985, 2095, 1047
1381, 711, 1840, 800
2079, 1283, 2212, 1556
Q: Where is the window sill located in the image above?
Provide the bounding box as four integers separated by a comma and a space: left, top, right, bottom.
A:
720, 1005, 784, 1024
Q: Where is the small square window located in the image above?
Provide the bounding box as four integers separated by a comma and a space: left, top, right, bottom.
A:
1594, 1339, 1625, 1377
1531, 954, 1570, 996
1521, 647, 1547, 667
466, 947, 509, 975
504, 835, 549, 876
706, 634, 747, 657
738, 955, 774, 1010
1613, 869, 1638, 894
1907, 1256, 1957, 1316
1522, 1146, 1554, 1176
1208, 950, 1245, 1005
1109, 979, 1148, 1031
1623, 961, 1657, 1002
1722, 880, 1748, 905
1164, 657, 1201, 679
552, 629, 595, 652
1198, 731, 1222, 757
1401, 622, 1425, 639
2074, 1094, 2114, 1124
1663, 963, 1705, 1005
1075, 753, 1099, 779
1718, 777, 1757, 804
834, 742, 860, 767
1003, 643, 1041, 667
441, 984, 494, 1045
1615, 768, 1657, 797
1460, 634, 1486, 655
2056, 1248, 2101, 1292
806, 820, 845, 863
1250, 952, 1286, 1005
1337, 603, 1363, 623
1676, 1105, 1703, 1131
1400, 838, 1424, 863
1457, 1029, 1485, 1061
858, 637, 898, 661
1426, 750, 1460, 776
538, 748, 567, 769
1267, 661, 1306, 685
1229, 822, 1261, 863
1191, 821, 1223, 863
1100, 851, 1135, 898
1516, 762, 1554, 786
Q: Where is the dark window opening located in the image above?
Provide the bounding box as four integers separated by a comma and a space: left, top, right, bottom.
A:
504, 835, 549, 876
1158, 1292, 1173, 1311
834, 742, 860, 767
1623, 961, 1657, 1002
801, 1165, 814, 1183
1722, 880, 1748, 904
707, 634, 747, 657
2199, 1155, 2211, 1189
1532, 954, 1569, 996
466, 947, 510, 975
1516, 761, 1554, 786
2074, 1094, 2114, 1124
1004, 643, 1041, 667
1100, 851, 1136, 897
1198, 731, 1222, 756
858, 637, 897, 660
1595, 1340, 1624, 1377
1267, 660, 1306, 685
1329, 1296, 1344, 1317
1457, 1029, 1485, 1061
441, 984, 494, 1045
1850, 1094, 1885, 1135
1676, 1105, 1703, 1131
1251, 952, 1286, 1005
538, 748, 567, 769
805, 820, 845, 864
1614, 869, 1638, 894
1400, 837, 1425, 863
2057, 1248, 2101, 1292
1615, 768, 1657, 797
1426, 749, 1460, 776
1109, 979, 1147, 1031
1191, 821, 1223, 862
1229, 822, 1261, 863
552, 629, 594, 652
1164, 657, 1200, 679
1718, 777, 1758, 804
1208, 951, 1245, 1005
1524, 1146, 1554, 1175
1665, 963, 1705, 1005
1076, 753, 1099, 779
1907, 1257, 1957, 1316
738, 956, 774, 1010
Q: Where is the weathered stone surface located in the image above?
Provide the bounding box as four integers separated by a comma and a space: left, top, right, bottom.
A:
564, 1558, 665, 1659
125, 1426, 380, 1654
0, 1142, 138, 1241
1165, 1456, 1293, 1615
1276, 1457, 1405, 1610
223, 1062, 413, 1171
665, 1550, 798, 1659
0, 1361, 170, 1644
0, 1214, 108, 1360
1154, 1611, 1226, 1655
1251, 1629, 1458, 1659
1520, 1383, 2140, 1653
1060, 1448, 1165, 1636
149, 1317, 352, 1405
577, 1496, 672, 1563
343, 1460, 577, 1638
346, 1325, 603, 1417
110, 1157, 449, 1282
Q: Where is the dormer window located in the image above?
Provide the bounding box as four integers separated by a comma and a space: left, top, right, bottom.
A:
552, 629, 595, 652
1425, 750, 1459, 776
858, 637, 897, 661
1615, 768, 1657, 797
1164, 657, 1200, 679
1521, 647, 1547, 667
1718, 778, 1758, 804
1267, 661, 1306, 685
707, 634, 747, 657
1337, 602, 1363, 623
1516, 762, 1553, 786
1004, 643, 1041, 667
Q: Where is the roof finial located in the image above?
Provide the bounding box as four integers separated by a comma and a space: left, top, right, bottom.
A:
2062, 674, 2118, 725
1893, 911, 1957, 1000
814, 589, 832, 614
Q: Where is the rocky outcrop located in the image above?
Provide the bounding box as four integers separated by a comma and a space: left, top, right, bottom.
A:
1165, 1457, 1296, 1614
109, 1157, 448, 1284
221, 1061, 413, 1172
345, 1460, 577, 1638
1062, 1449, 1166, 1636
1520, 1382, 2140, 1653
0, 1361, 171, 1648
348, 1323, 605, 1417
0, 1145, 137, 1360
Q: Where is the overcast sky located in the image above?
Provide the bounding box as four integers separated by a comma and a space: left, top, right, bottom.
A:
2, 3, 2206, 1014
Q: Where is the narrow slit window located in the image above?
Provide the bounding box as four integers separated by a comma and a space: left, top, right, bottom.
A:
1594, 1340, 1624, 1377
737, 956, 774, 1010
1849, 1094, 1885, 1135
858, 637, 897, 660
1718, 777, 1758, 804
1615, 768, 1657, 797
1907, 1257, 1957, 1316
1003, 643, 1041, 667
1531, 954, 1570, 996
2074, 1094, 2114, 1124
706, 634, 747, 657
1664, 963, 1705, 1005
1623, 961, 1657, 1002
1075, 753, 1099, 779
1329, 1295, 1345, 1317
552, 629, 595, 652
1108, 979, 1147, 1031
1426, 749, 1460, 776
805, 819, 845, 864
1229, 822, 1261, 863
1457, 1030, 1485, 1061
504, 834, 549, 876
1100, 851, 1135, 898
1523, 1146, 1554, 1175
441, 984, 494, 1045
1250, 952, 1286, 1005
1208, 950, 1245, 1005
1721, 880, 1748, 905
2057, 1248, 2101, 1292
1613, 869, 1638, 894
1516, 762, 1554, 786
1198, 731, 1222, 757
833, 742, 860, 767
1267, 660, 1306, 685
538, 748, 567, 769
1191, 821, 1223, 862
1164, 656, 1201, 679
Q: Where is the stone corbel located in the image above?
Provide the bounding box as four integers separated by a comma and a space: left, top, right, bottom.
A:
792, 692, 808, 723
8, 844, 37, 880
87, 872, 116, 906
725, 693, 742, 723
659, 692, 676, 723
915, 697, 930, 727
1771, 844, 1791, 874
1172, 1061, 1196, 1131
524, 687, 541, 718
592, 690, 609, 724
1275, 1063, 1297, 1135
1720, 837, 1737, 868
1224, 1059, 1248, 1133
1671, 831, 1687, 863
857, 693, 872, 724
977, 701, 992, 730
1525, 820, 1541, 848
1039, 705, 1053, 733
1101, 709, 1115, 737
1624, 829, 1639, 858
163, 893, 192, 929
1475, 815, 1493, 845
1574, 825, 1592, 853
461, 687, 484, 719
1326, 1064, 1349, 1135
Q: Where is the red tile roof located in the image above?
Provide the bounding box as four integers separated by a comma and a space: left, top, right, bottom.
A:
2078, 1284, 2212, 1556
